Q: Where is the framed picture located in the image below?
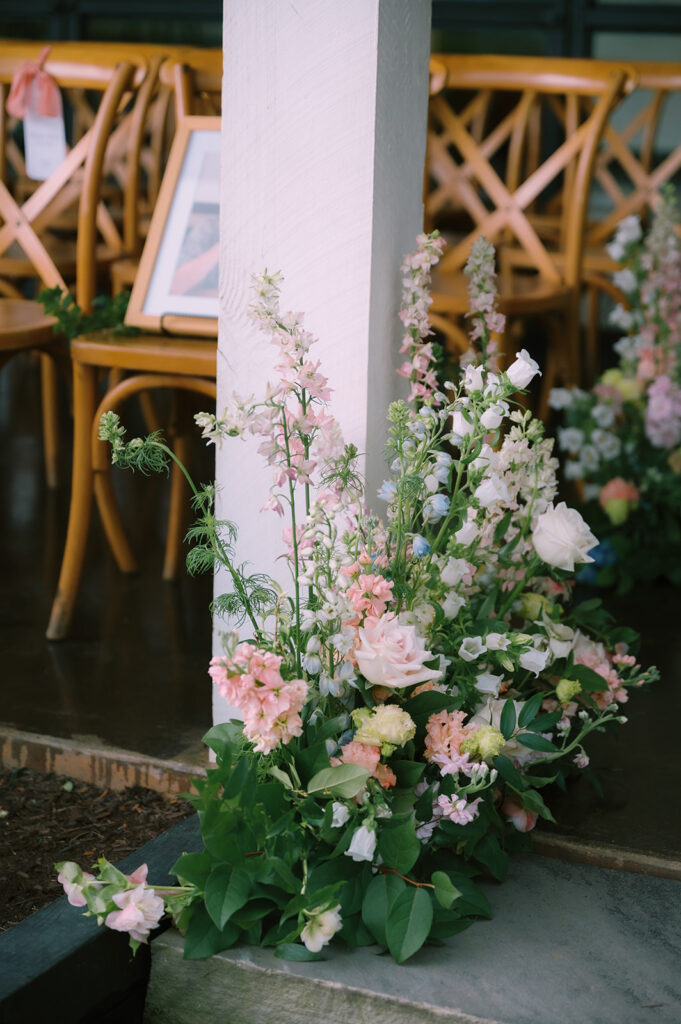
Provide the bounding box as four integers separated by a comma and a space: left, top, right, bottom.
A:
125, 115, 220, 337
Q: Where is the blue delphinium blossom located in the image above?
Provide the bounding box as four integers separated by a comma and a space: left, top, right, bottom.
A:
423, 493, 450, 523
412, 535, 431, 557
377, 480, 397, 502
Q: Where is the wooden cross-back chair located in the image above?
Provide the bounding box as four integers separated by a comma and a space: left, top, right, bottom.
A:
426, 55, 629, 413
46, 62, 221, 641
0, 59, 137, 487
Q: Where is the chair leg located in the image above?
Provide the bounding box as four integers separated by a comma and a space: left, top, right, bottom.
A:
92, 447, 138, 575
585, 283, 600, 386
163, 432, 190, 581
46, 361, 97, 640
40, 353, 60, 489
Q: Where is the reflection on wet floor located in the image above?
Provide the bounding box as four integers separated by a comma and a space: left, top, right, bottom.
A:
1, 355, 214, 762
1, 354, 679, 859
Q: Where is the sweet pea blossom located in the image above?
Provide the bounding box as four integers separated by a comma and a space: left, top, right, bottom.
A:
105, 884, 165, 944
501, 796, 538, 833
57, 869, 95, 907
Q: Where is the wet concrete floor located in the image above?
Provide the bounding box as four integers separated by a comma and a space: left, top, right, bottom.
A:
1, 354, 679, 860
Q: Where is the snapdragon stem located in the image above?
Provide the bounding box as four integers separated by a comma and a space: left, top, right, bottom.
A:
281, 413, 302, 676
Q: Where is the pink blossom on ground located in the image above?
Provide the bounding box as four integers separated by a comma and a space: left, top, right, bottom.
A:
105, 884, 165, 943
58, 870, 95, 907
501, 796, 538, 832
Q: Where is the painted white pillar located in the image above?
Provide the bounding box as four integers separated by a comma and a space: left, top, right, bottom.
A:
214, 0, 432, 723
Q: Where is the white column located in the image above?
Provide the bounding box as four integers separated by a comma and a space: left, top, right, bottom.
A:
214, 0, 431, 723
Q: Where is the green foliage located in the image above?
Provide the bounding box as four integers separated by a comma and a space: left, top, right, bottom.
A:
39, 287, 138, 342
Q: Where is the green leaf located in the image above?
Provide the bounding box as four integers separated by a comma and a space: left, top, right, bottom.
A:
431, 871, 461, 909
520, 788, 556, 823
202, 721, 241, 760
493, 753, 528, 792
171, 852, 212, 889
499, 700, 516, 740
183, 902, 241, 959
472, 833, 508, 881
377, 818, 421, 874
517, 692, 544, 728
307, 764, 369, 799
268, 766, 293, 790
527, 712, 562, 732
204, 866, 251, 930
385, 887, 433, 964
361, 872, 406, 946
516, 733, 558, 753
561, 663, 609, 692
275, 943, 323, 962
392, 760, 426, 787
493, 510, 512, 545
444, 873, 492, 919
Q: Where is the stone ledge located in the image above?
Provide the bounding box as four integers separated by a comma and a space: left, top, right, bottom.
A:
0, 816, 203, 1024
145, 853, 681, 1024
0, 726, 208, 796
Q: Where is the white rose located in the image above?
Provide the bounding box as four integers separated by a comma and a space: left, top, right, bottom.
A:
331, 802, 350, 828
301, 905, 342, 952
355, 613, 442, 689
531, 502, 598, 571
345, 824, 377, 863
506, 349, 541, 389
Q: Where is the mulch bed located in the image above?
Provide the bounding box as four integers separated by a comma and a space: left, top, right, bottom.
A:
0, 766, 195, 931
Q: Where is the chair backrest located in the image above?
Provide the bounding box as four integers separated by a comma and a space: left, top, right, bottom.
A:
159, 49, 223, 122
582, 60, 681, 245
0, 56, 136, 310
427, 55, 629, 287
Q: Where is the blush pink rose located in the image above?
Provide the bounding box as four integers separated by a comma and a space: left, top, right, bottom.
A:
354, 613, 442, 690
598, 477, 639, 507
501, 796, 538, 833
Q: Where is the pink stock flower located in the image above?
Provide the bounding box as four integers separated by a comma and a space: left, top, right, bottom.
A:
645, 375, 681, 449
105, 884, 165, 944
346, 573, 395, 622
501, 796, 538, 833
424, 709, 477, 777
209, 646, 309, 755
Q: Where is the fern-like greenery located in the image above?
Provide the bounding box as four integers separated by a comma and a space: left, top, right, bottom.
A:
98, 412, 277, 641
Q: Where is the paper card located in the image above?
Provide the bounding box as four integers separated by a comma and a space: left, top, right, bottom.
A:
23, 108, 67, 181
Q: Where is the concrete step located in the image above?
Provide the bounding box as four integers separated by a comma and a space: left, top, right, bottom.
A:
144, 852, 681, 1024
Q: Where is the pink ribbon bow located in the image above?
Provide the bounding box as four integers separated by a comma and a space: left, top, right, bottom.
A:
6, 46, 62, 119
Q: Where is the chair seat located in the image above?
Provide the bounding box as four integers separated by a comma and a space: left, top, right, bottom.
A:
0, 299, 57, 355
72, 329, 217, 377
430, 269, 572, 317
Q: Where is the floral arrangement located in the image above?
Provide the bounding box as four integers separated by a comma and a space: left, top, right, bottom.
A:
56, 234, 654, 964
550, 188, 681, 590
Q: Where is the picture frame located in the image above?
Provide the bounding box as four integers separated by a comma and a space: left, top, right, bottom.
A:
125, 115, 220, 337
